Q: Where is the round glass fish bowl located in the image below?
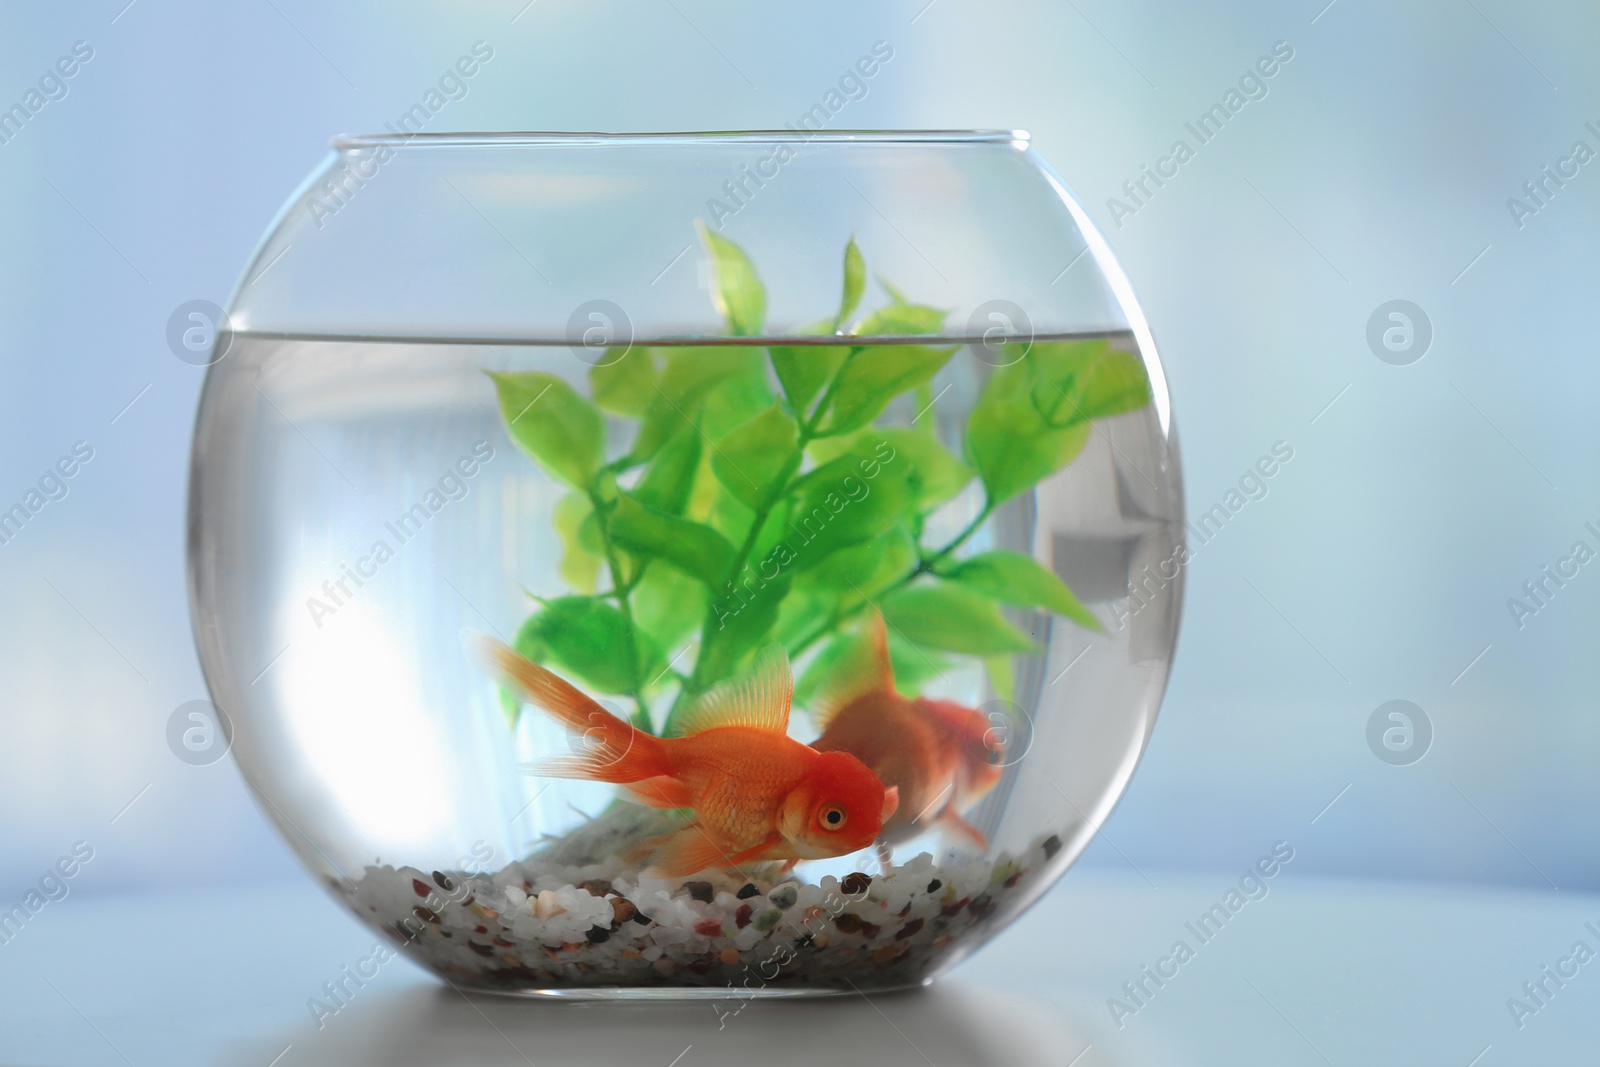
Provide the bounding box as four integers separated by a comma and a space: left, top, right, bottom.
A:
187, 131, 1184, 997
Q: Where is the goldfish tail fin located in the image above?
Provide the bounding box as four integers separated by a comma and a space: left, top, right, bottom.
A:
473, 635, 669, 784
668, 644, 792, 737
808, 609, 895, 730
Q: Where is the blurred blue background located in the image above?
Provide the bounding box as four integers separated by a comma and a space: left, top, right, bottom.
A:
0, 0, 1594, 904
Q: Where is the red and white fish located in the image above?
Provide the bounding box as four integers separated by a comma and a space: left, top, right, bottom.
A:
808, 612, 1005, 855
478, 637, 898, 877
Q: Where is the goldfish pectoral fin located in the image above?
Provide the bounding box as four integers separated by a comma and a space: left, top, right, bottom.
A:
881, 785, 900, 821
620, 776, 694, 810
937, 809, 989, 850
643, 826, 743, 878
719, 832, 789, 869
809, 610, 896, 731
670, 645, 793, 737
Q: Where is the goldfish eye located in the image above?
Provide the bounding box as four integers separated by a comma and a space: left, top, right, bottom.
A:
818, 805, 848, 831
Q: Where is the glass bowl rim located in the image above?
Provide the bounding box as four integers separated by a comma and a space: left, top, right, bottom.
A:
329, 129, 1030, 151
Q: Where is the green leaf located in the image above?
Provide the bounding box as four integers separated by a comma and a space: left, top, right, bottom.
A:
851, 302, 946, 337
983, 654, 1016, 703
696, 572, 792, 693
701, 360, 776, 440
554, 492, 601, 593
1027, 340, 1152, 427
794, 631, 859, 711
821, 345, 956, 435
608, 492, 736, 586
513, 596, 658, 696
880, 582, 1036, 655
877, 275, 912, 307
590, 348, 656, 417
632, 420, 702, 516
788, 451, 914, 570
831, 429, 972, 509
630, 347, 763, 463
852, 522, 918, 598
943, 549, 1102, 633
697, 222, 765, 336
633, 562, 709, 655
774, 586, 838, 652
837, 237, 866, 329
966, 359, 1092, 504
712, 403, 800, 510
797, 535, 884, 592
489, 372, 603, 490
886, 629, 950, 693
770, 343, 850, 414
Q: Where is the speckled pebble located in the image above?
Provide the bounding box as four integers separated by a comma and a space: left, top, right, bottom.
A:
767, 884, 798, 910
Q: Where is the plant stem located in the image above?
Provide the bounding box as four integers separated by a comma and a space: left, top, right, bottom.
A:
787, 496, 995, 660
586, 483, 652, 731
664, 348, 866, 729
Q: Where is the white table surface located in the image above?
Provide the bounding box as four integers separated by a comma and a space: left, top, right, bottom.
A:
0, 871, 1592, 1066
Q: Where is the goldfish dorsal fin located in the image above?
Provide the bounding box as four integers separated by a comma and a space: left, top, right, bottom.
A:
671, 645, 792, 737
809, 610, 895, 730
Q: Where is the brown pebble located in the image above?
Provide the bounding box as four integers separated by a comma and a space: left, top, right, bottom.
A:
1003, 871, 1023, 889
412, 906, 440, 924
841, 872, 872, 896
492, 937, 514, 947
693, 918, 723, 937
735, 904, 753, 929
685, 881, 714, 903
581, 879, 615, 897
968, 895, 997, 920
610, 897, 638, 924
411, 879, 432, 898
941, 898, 970, 917
586, 925, 611, 943
872, 943, 907, 963
859, 921, 881, 939
895, 918, 925, 941
632, 910, 654, 926
468, 941, 494, 957
898, 903, 912, 917
834, 913, 863, 934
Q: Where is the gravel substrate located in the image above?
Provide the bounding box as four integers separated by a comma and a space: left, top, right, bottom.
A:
336, 825, 1065, 994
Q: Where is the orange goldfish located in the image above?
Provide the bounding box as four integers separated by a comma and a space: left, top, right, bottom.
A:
478, 637, 898, 877
808, 612, 1004, 854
